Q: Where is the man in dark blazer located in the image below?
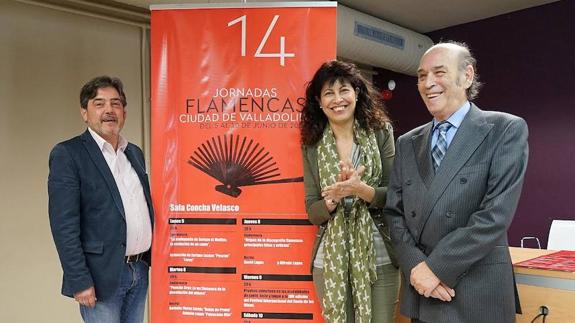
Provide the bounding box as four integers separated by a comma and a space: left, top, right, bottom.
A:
48, 76, 154, 323
385, 41, 528, 323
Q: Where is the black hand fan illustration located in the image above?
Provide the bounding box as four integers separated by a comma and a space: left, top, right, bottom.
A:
188, 134, 303, 197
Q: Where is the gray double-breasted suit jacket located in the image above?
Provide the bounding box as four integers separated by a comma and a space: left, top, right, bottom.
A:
385, 104, 528, 323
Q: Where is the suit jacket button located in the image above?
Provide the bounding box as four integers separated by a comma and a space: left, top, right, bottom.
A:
411, 211, 416, 218
446, 211, 454, 218
460, 177, 468, 184
406, 179, 412, 185
121, 242, 126, 247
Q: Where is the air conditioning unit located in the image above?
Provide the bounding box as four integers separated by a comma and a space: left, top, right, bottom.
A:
338, 5, 433, 76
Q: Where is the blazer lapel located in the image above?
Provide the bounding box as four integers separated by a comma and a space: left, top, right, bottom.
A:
125, 145, 154, 223
419, 104, 493, 231
412, 122, 434, 189
306, 144, 321, 188
81, 130, 126, 218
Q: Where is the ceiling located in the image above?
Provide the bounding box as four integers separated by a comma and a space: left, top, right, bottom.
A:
111, 0, 560, 33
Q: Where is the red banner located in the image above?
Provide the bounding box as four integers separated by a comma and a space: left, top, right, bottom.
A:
150, 3, 336, 322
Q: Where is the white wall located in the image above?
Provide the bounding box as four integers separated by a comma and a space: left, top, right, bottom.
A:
0, 1, 149, 322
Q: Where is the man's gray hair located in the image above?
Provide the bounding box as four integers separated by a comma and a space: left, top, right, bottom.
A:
435, 41, 482, 100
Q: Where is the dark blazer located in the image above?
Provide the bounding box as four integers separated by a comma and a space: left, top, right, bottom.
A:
48, 130, 154, 301
385, 104, 528, 323
302, 123, 398, 270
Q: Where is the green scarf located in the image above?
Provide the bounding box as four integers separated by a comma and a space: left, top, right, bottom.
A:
317, 122, 382, 323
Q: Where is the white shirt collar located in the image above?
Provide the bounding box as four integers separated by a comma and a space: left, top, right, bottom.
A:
87, 127, 128, 153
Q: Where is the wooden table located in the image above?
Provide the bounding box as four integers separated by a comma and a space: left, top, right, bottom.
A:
510, 247, 575, 322
393, 248, 575, 322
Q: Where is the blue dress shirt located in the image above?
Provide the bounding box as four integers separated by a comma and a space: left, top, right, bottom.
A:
431, 101, 471, 150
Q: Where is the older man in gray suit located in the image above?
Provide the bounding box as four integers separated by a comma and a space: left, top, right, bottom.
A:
384, 41, 528, 323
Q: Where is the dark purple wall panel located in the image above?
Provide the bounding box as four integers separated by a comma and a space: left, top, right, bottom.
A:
375, 0, 575, 247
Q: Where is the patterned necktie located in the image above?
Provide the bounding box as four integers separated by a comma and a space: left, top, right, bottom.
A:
432, 121, 452, 172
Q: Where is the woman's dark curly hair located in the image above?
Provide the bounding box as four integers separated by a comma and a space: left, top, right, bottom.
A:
300, 60, 390, 146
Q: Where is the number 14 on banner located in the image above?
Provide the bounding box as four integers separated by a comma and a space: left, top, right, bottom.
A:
227, 15, 295, 66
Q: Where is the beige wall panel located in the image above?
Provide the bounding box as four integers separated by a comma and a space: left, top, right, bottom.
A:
0, 1, 146, 322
